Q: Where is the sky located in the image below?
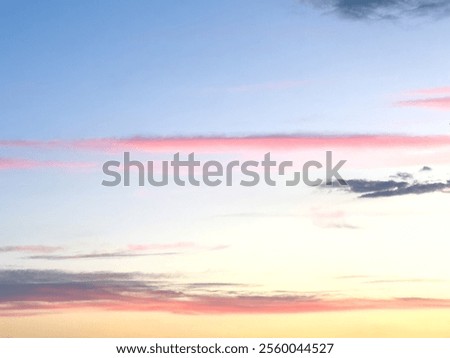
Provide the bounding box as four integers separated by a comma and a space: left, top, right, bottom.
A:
1, 0, 450, 337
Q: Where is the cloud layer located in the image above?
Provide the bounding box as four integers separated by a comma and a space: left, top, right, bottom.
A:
0, 242, 226, 261
1, 269, 450, 316
2, 135, 450, 153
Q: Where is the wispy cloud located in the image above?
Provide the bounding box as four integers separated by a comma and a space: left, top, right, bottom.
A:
395, 86, 450, 110
1, 269, 450, 316
27, 252, 177, 260
408, 87, 450, 95
19, 242, 228, 261
395, 97, 450, 110
304, 0, 450, 20
0, 246, 62, 254
0, 158, 95, 171
127, 242, 196, 252
2, 135, 450, 153
391, 172, 414, 180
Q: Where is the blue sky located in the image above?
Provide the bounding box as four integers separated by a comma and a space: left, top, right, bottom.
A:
1, 0, 450, 140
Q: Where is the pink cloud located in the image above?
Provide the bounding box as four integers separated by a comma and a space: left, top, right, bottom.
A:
2, 135, 450, 153
72, 135, 450, 153
2, 135, 450, 171
2, 291, 450, 316
396, 97, 450, 110
0, 158, 47, 170
408, 87, 450, 95
1, 269, 450, 317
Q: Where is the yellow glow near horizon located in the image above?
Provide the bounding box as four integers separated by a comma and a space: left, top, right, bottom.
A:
2, 310, 450, 338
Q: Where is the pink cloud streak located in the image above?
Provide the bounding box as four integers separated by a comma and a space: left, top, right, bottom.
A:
3, 294, 450, 317
2, 135, 450, 153
2, 135, 450, 171
396, 97, 450, 110
408, 87, 450, 95
0, 158, 95, 171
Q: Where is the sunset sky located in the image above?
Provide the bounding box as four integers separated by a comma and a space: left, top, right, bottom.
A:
1, 0, 450, 337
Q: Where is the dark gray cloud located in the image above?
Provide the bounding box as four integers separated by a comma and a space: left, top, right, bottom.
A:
0, 269, 171, 303
346, 179, 409, 193
0, 270, 249, 300
0, 269, 173, 286
326, 177, 450, 198
0, 269, 246, 307
360, 180, 450, 198
0, 269, 137, 283
391, 172, 414, 180
304, 0, 450, 20
420, 166, 432, 171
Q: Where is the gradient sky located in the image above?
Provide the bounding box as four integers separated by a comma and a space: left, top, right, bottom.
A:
1, 0, 450, 337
